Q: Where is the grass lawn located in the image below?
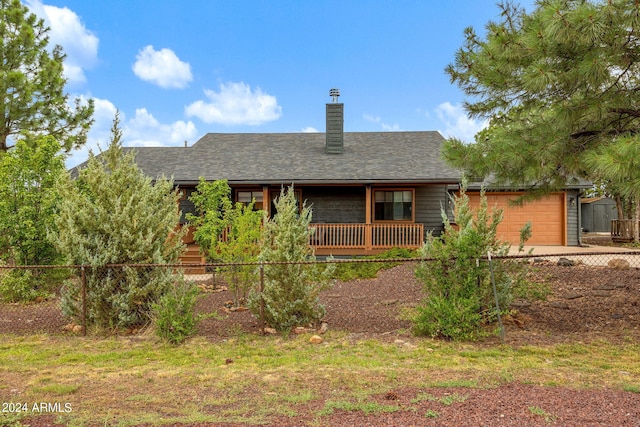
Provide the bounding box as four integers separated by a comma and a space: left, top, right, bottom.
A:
1, 333, 639, 426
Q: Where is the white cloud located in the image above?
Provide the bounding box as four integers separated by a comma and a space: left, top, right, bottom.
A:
125, 108, 198, 147
435, 102, 488, 142
363, 114, 400, 131
301, 127, 318, 133
66, 100, 198, 167
185, 81, 282, 125
132, 45, 193, 89
27, 0, 99, 85
66, 96, 117, 168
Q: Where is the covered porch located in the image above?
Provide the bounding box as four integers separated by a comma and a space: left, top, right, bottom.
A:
181, 221, 425, 265
310, 222, 424, 256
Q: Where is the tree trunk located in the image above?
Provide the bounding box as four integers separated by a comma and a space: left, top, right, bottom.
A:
0, 133, 8, 152
616, 195, 624, 220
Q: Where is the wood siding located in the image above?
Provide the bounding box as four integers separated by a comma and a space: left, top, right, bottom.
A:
567, 189, 580, 246
415, 185, 450, 237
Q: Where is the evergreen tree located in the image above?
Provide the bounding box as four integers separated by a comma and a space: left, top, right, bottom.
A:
0, 0, 94, 151
248, 186, 334, 333
52, 114, 185, 329
443, 1, 640, 199
414, 184, 528, 340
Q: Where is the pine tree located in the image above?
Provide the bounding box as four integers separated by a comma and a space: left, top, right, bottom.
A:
0, 0, 94, 151
52, 114, 185, 329
443, 1, 640, 200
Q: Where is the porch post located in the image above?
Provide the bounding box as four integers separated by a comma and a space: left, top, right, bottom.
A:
365, 184, 372, 251
262, 185, 269, 217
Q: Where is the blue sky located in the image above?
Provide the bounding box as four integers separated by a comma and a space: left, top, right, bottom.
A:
25, 0, 533, 166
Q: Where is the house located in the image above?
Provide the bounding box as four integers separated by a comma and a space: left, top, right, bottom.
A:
125, 90, 587, 260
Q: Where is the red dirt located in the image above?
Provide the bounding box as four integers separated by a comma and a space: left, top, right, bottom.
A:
9, 255, 640, 426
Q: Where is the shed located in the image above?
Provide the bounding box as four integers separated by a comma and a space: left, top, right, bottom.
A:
581, 197, 617, 233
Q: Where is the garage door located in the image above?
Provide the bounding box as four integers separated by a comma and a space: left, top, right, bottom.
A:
466, 192, 565, 245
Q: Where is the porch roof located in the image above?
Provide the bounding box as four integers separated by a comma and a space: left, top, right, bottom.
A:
127, 131, 462, 186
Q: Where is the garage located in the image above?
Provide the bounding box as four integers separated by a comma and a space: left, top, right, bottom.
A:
466, 192, 566, 245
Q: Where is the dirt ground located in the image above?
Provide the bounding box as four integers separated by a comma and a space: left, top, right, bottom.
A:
193, 259, 640, 346
8, 240, 640, 426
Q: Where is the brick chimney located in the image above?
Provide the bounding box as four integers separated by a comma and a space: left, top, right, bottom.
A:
326, 88, 344, 154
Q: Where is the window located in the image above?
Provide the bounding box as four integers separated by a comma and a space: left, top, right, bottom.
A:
237, 190, 264, 210
374, 190, 413, 221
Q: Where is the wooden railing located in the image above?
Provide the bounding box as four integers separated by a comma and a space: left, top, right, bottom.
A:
310, 223, 424, 251
611, 219, 640, 242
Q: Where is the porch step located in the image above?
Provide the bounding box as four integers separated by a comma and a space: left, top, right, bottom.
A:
180, 244, 205, 274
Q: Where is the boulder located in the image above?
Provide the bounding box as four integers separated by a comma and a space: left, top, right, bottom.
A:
309, 335, 323, 344
557, 258, 575, 267
608, 259, 630, 270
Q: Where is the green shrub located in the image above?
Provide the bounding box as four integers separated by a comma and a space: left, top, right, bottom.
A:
0, 268, 65, 303
248, 186, 335, 333
413, 184, 528, 340
152, 281, 200, 345
188, 179, 263, 307
413, 294, 484, 341
0, 136, 67, 302
0, 270, 38, 303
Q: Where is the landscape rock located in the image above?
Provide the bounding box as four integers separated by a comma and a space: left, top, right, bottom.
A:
557, 257, 575, 267
63, 323, 83, 333
510, 299, 531, 308
562, 293, 584, 300
319, 321, 329, 334
309, 335, 323, 344
593, 284, 616, 291
548, 301, 570, 309
608, 259, 630, 270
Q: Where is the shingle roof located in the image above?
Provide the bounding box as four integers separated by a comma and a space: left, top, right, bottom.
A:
128, 131, 462, 185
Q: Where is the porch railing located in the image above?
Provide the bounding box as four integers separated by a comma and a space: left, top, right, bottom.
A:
310, 223, 424, 251
611, 219, 640, 242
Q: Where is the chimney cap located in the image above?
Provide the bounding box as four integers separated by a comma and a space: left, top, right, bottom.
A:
329, 88, 340, 102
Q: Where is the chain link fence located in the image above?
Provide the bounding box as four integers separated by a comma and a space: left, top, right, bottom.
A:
1, 251, 639, 337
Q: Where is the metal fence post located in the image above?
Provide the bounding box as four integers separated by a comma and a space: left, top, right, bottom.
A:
487, 252, 505, 344
81, 266, 87, 336
259, 261, 265, 332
